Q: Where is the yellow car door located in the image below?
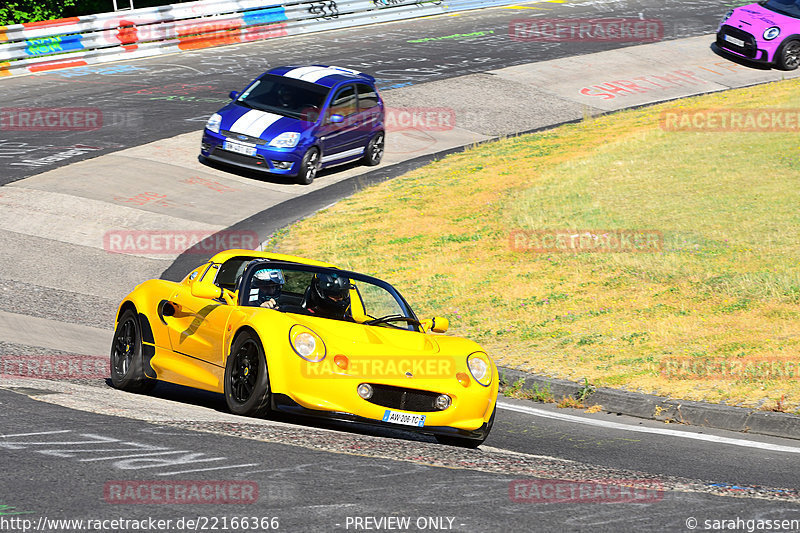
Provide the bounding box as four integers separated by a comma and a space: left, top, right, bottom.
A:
161, 264, 235, 390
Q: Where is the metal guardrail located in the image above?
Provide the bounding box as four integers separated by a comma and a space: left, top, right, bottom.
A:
0, 0, 514, 77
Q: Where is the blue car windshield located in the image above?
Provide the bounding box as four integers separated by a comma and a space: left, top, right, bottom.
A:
236, 75, 329, 120
762, 0, 800, 18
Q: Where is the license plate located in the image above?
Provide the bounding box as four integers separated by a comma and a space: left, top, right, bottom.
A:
382, 410, 426, 427
724, 34, 745, 47
223, 140, 256, 156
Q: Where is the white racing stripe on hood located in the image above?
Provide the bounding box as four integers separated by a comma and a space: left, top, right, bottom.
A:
284, 66, 361, 83
230, 109, 283, 137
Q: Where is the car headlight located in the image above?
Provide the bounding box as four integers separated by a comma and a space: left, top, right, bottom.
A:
206, 113, 222, 134
467, 351, 492, 387
269, 132, 301, 148
764, 26, 781, 41
289, 325, 326, 362
720, 10, 734, 25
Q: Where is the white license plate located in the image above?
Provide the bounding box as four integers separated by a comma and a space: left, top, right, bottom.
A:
223, 140, 256, 156
382, 410, 426, 427
724, 34, 745, 47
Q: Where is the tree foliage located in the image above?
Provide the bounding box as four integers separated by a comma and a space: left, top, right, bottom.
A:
0, 0, 81, 26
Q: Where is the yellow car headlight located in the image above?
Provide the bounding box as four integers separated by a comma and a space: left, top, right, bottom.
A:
289, 325, 326, 362
467, 351, 492, 387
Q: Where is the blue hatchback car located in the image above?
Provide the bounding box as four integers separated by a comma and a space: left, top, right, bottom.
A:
200, 65, 385, 184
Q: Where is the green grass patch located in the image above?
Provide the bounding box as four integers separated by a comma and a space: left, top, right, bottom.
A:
271, 78, 800, 411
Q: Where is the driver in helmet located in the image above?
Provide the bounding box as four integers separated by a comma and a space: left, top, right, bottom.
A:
276, 85, 296, 109
302, 272, 352, 320
251, 268, 285, 309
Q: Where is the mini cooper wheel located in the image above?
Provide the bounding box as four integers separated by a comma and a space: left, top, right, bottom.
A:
224, 331, 271, 417
435, 405, 495, 448
363, 132, 384, 167
296, 148, 320, 185
778, 40, 800, 70
110, 309, 156, 393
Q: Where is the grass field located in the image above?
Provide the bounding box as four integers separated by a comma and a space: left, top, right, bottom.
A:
268, 78, 800, 412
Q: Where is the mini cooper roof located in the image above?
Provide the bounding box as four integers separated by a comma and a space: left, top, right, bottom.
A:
265, 65, 377, 88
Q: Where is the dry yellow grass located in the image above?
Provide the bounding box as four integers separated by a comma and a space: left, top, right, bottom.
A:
269, 78, 800, 412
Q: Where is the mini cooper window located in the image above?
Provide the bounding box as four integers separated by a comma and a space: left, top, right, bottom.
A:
330, 85, 357, 118
763, 0, 800, 17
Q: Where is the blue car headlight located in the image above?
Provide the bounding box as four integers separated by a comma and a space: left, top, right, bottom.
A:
764, 26, 781, 41
206, 113, 222, 134
269, 132, 301, 148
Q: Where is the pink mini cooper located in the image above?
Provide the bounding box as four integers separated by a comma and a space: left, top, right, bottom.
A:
717, 0, 800, 70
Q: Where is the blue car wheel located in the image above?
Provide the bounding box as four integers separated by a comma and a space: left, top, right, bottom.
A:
297, 147, 320, 185
363, 131, 385, 167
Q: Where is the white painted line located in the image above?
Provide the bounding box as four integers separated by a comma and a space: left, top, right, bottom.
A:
79, 450, 185, 462
0, 430, 71, 439
156, 463, 260, 476
497, 401, 800, 455
136, 457, 226, 470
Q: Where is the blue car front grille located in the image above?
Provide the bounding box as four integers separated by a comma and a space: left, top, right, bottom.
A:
221, 130, 269, 145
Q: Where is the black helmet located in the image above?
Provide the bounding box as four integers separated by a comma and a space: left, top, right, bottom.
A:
277, 85, 295, 106
310, 272, 350, 314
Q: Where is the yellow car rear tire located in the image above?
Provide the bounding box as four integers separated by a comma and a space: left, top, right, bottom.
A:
109, 309, 156, 393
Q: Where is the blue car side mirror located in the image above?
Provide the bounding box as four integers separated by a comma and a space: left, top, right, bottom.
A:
229, 91, 239, 100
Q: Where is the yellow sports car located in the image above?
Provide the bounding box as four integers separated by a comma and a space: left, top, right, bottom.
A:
110, 250, 498, 447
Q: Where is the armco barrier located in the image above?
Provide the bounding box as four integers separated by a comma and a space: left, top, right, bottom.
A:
0, 0, 513, 77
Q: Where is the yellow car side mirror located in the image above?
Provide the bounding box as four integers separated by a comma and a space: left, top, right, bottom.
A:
421, 317, 449, 333
190, 279, 223, 300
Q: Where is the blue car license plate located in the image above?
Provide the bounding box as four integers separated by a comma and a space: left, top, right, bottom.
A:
223, 140, 256, 157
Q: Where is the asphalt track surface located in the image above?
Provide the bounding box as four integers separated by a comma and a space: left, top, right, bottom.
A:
0, 0, 726, 185
4, 1, 800, 531
3, 385, 800, 532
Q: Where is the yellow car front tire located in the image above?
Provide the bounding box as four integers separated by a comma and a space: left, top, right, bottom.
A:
224, 331, 272, 418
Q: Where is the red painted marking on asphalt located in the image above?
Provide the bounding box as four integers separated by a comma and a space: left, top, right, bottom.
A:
29, 60, 89, 73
